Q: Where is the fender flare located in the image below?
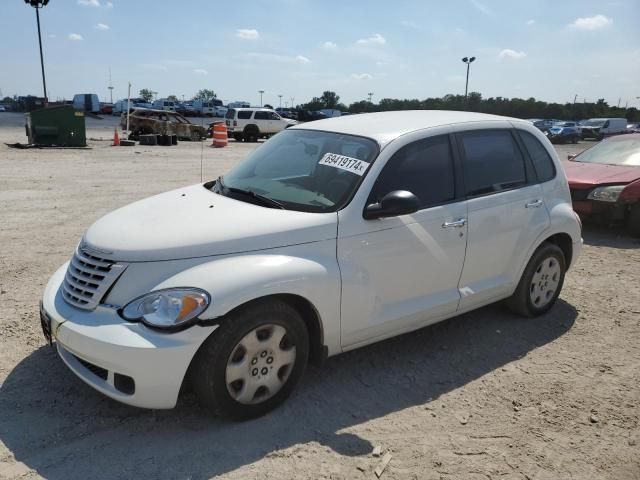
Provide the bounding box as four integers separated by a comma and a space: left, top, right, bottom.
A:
152, 252, 342, 356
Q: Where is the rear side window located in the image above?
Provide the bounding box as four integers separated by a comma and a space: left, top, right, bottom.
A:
371, 135, 455, 209
460, 130, 526, 197
254, 111, 270, 120
238, 111, 252, 120
518, 130, 556, 182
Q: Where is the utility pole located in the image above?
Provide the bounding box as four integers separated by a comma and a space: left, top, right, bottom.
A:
367, 92, 373, 103
461, 56, 476, 101
290, 97, 295, 108
108, 67, 114, 104
278, 94, 283, 108
24, 0, 50, 103
573, 94, 577, 104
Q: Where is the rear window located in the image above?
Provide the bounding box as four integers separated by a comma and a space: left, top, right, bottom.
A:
238, 111, 252, 120
460, 130, 527, 197
518, 131, 556, 182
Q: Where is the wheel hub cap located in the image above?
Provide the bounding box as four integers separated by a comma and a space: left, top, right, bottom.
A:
225, 324, 296, 405
530, 256, 561, 309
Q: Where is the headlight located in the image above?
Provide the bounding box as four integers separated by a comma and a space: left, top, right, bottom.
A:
121, 288, 210, 330
587, 185, 625, 202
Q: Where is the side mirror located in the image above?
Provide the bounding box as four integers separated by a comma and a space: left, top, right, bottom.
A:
567, 154, 577, 160
363, 190, 420, 220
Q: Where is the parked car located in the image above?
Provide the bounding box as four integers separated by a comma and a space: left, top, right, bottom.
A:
564, 133, 640, 235
0, 105, 6, 112
224, 107, 297, 141
122, 108, 207, 141
72, 93, 100, 113
151, 99, 176, 112
100, 103, 113, 115
193, 99, 220, 117
580, 118, 627, 140
214, 106, 228, 117
625, 123, 640, 134
40, 111, 581, 419
546, 122, 581, 144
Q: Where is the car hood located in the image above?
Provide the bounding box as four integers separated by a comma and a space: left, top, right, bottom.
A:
562, 160, 640, 188
82, 184, 337, 262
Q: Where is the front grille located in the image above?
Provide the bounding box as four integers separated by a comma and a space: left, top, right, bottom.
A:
62, 247, 127, 310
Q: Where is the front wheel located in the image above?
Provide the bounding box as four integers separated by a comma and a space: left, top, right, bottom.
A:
506, 242, 566, 317
627, 204, 640, 237
190, 299, 309, 419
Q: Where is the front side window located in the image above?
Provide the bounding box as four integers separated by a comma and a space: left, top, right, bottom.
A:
213, 129, 378, 212
460, 130, 527, 197
518, 130, 556, 182
370, 135, 455, 209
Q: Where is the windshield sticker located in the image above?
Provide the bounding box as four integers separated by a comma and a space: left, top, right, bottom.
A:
319, 153, 370, 176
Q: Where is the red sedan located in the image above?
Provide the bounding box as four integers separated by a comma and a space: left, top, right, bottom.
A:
563, 134, 640, 236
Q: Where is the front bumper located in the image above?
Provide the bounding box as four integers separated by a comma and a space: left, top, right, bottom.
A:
41, 263, 218, 409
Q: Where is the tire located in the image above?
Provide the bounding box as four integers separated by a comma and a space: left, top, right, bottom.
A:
190, 299, 309, 419
244, 126, 259, 143
233, 133, 244, 142
571, 135, 578, 144
627, 204, 640, 237
506, 242, 566, 317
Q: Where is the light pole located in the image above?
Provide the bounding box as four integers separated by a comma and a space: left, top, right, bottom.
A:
278, 94, 283, 108
367, 92, 374, 103
24, 0, 50, 103
461, 56, 476, 101
258, 90, 264, 107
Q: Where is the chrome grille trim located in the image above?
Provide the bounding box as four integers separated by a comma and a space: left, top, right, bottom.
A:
62, 247, 128, 310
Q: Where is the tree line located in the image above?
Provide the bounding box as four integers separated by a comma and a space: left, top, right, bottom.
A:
300, 91, 639, 122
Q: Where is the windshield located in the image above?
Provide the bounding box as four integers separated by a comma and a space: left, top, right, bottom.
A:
575, 137, 640, 166
213, 129, 378, 212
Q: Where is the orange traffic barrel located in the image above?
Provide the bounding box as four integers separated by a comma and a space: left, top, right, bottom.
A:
212, 123, 228, 148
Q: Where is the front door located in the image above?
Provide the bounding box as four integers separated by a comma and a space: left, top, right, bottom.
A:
338, 134, 468, 349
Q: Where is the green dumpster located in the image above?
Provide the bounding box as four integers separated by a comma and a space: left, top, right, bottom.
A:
25, 105, 87, 147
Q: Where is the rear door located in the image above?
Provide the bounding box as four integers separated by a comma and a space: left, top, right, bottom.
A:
455, 129, 550, 311
253, 111, 272, 133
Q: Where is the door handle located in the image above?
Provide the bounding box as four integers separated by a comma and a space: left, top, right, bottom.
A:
525, 199, 543, 208
442, 218, 467, 228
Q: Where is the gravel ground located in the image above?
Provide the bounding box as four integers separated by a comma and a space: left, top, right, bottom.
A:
0, 112, 638, 480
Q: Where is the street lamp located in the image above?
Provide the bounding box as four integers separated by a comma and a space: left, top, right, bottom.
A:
24, 0, 50, 103
278, 94, 283, 108
461, 56, 476, 101
258, 90, 264, 107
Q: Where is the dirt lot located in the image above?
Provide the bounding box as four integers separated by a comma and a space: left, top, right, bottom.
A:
0, 112, 638, 480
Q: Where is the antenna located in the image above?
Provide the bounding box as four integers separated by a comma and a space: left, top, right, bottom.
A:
108, 67, 114, 103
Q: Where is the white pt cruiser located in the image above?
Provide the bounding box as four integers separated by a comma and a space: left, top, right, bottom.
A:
41, 111, 582, 419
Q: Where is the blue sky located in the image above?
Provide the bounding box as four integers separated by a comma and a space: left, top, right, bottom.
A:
1, 0, 639, 108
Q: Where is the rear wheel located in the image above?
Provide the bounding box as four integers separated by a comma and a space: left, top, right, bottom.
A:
190, 299, 309, 419
506, 242, 566, 317
244, 126, 259, 142
233, 133, 244, 142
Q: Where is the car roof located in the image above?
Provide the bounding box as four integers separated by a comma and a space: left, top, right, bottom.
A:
292, 110, 526, 145
230, 107, 273, 111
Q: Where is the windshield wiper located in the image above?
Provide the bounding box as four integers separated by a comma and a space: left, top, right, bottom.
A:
216, 175, 285, 210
